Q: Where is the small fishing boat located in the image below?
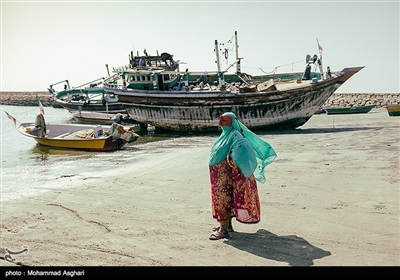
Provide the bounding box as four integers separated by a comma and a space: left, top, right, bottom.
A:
386, 104, 400, 116
19, 122, 139, 151
9, 111, 139, 151
103, 31, 364, 132
324, 104, 375, 115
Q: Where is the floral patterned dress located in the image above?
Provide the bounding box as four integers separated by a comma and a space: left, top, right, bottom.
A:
209, 155, 260, 224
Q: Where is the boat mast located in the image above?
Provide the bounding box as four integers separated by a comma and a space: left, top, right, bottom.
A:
235, 31, 241, 74
222, 31, 242, 73
214, 39, 225, 89
215, 39, 221, 73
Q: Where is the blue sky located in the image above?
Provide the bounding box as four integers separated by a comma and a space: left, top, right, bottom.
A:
1, 0, 399, 93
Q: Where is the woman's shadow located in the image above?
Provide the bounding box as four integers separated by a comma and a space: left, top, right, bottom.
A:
223, 229, 331, 266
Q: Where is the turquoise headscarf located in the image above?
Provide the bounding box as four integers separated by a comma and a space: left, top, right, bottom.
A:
209, 112, 277, 183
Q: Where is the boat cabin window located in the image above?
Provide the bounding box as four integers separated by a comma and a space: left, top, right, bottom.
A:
129, 75, 152, 82
130, 75, 141, 82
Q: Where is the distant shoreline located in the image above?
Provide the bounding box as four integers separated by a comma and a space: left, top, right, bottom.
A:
0, 91, 399, 107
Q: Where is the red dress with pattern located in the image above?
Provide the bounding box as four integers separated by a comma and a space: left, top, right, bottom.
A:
209, 155, 260, 224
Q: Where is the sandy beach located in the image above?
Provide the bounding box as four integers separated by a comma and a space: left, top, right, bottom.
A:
0, 108, 399, 268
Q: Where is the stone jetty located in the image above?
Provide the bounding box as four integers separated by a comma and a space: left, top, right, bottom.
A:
0, 92, 54, 106
323, 93, 400, 108
0, 91, 399, 107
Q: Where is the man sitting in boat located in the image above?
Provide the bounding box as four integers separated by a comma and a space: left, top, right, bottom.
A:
34, 113, 47, 138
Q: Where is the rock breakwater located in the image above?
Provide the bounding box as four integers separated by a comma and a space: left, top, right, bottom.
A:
0, 91, 399, 107
323, 93, 400, 108
1, 92, 54, 106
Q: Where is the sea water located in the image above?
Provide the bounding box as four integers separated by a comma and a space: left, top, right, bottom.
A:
0, 105, 194, 202
1, 105, 108, 201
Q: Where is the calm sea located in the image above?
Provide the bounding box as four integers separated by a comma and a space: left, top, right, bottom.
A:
0, 105, 201, 202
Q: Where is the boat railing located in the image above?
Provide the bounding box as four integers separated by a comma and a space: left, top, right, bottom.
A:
64, 77, 105, 93
103, 73, 121, 84
113, 64, 131, 72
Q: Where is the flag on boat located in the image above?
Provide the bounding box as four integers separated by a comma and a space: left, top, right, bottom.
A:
5, 111, 17, 127
317, 38, 323, 52
37, 96, 45, 115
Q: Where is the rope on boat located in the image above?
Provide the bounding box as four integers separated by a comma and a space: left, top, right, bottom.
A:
251, 59, 304, 74
259, 66, 279, 75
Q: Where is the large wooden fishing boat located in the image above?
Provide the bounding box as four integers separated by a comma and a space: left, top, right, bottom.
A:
103, 32, 365, 132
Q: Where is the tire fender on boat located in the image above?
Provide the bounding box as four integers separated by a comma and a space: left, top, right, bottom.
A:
224, 48, 228, 60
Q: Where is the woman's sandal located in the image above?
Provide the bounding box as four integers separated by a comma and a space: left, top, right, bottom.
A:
209, 230, 230, 240
212, 226, 234, 232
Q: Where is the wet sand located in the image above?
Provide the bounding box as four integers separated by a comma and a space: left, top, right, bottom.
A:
0, 108, 399, 267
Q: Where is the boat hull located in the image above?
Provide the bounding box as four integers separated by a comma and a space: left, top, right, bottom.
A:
70, 111, 127, 125
33, 136, 122, 151
55, 99, 126, 114
386, 104, 400, 116
72, 115, 118, 125
19, 123, 131, 151
108, 66, 364, 132
53, 88, 126, 113
325, 104, 375, 115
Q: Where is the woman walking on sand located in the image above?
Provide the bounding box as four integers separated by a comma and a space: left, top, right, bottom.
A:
208, 112, 277, 240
